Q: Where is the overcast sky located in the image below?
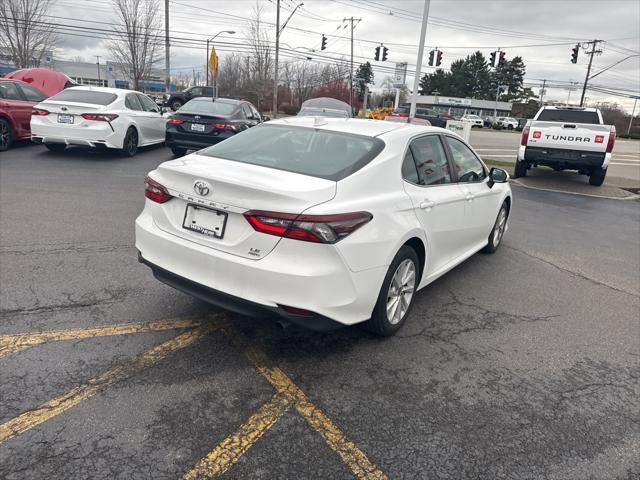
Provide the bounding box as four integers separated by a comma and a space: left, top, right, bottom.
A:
51, 0, 640, 111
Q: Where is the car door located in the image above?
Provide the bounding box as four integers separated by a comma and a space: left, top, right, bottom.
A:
401, 134, 469, 275
0, 82, 32, 138
241, 103, 260, 128
136, 93, 165, 143
125, 93, 150, 142
443, 135, 502, 248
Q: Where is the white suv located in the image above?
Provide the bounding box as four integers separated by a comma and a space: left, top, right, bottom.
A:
461, 114, 484, 128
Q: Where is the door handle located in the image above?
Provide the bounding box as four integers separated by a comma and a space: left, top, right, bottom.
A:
465, 193, 475, 202
419, 199, 436, 210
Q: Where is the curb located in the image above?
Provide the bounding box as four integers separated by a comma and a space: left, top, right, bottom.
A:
509, 179, 640, 201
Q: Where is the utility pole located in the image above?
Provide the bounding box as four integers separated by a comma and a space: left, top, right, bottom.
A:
344, 17, 360, 110
580, 39, 602, 107
628, 97, 638, 135
164, 0, 170, 93
409, 0, 430, 118
95, 56, 101, 85
273, 0, 281, 117
539, 79, 546, 107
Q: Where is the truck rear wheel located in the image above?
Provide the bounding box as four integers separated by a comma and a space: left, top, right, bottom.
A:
589, 168, 606, 186
513, 160, 527, 178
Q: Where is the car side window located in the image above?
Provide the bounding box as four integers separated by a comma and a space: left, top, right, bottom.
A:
242, 104, 253, 119
408, 135, 452, 186
190, 87, 202, 96
250, 105, 261, 121
0, 82, 22, 100
125, 93, 143, 111
137, 93, 159, 112
401, 149, 420, 184
445, 136, 486, 183
18, 84, 45, 102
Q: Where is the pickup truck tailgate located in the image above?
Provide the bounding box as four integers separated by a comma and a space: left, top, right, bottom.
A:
527, 122, 610, 153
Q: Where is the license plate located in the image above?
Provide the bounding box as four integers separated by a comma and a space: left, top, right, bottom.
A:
182, 204, 227, 239
57, 114, 74, 124
190, 123, 206, 132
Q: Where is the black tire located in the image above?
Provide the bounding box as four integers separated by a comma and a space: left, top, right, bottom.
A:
589, 168, 606, 186
364, 245, 420, 336
513, 160, 527, 178
0, 118, 13, 152
170, 100, 183, 111
120, 127, 138, 157
171, 146, 187, 157
45, 143, 66, 152
507, 124, 514, 130
482, 202, 509, 254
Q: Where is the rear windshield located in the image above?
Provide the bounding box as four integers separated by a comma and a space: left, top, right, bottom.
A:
297, 109, 349, 118
537, 109, 600, 124
48, 89, 117, 105
199, 125, 384, 181
179, 99, 237, 116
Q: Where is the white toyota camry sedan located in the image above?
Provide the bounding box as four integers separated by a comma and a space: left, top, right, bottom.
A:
31, 86, 166, 156
135, 117, 512, 335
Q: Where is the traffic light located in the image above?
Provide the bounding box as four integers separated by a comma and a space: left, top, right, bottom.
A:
321, 34, 327, 51
374, 46, 380, 61
382, 46, 389, 61
436, 50, 443, 66
498, 50, 506, 65
489, 51, 497, 67
571, 44, 579, 64
428, 49, 435, 66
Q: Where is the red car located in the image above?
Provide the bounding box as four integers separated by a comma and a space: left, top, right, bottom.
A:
0, 78, 47, 151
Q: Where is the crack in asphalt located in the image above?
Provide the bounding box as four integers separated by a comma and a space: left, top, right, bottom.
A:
504, 244, 639, 298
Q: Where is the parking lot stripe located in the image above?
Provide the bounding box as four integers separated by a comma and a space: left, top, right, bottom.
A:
0, 317, 201, 359
0, 323, 217, 445
223, 324, 388, 480
181, 393, 292, 479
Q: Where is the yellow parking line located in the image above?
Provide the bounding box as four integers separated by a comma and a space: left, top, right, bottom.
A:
222, 323, 388, 480
0, 322, 218, 445
181, 393, 291, 479
0, 317, 201, 359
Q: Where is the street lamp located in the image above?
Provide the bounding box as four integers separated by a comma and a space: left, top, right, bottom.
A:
206, 30, 235, 95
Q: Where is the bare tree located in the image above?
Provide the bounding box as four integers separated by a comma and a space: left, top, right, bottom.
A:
108, 0, 161, 91
217, 53, 246, 98
245, 5, 273, 108
0, 0, 56, 68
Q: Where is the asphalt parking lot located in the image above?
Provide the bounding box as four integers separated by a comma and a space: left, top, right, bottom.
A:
1, 142, 639, 479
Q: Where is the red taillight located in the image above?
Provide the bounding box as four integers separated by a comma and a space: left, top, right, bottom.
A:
606, 127, 616, 153
31, 108, 49, 116
243, 210, 372, 244
144, 176, 172, 203
167, 118, 184, 125
81, 113, 118, 121
213, 123, 237, 131
520, 126, 530, 146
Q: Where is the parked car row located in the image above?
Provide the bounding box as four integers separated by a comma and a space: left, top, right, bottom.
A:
1, 82, 265, 156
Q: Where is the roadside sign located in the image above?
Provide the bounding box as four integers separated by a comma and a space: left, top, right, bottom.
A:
445, 120, 472, 141
393, 62, 407, 88
209, 47, 218, 74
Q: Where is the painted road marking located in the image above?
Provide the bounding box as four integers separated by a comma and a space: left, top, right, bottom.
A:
0, 317, 201, 359
219, 321, 388, 480
0, 322, 219, 445
181, 393, 292, 479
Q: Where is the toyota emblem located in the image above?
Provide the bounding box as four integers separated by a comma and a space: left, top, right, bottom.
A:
193, 180, 211, 196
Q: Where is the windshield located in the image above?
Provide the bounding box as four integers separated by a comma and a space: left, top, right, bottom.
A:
179, 99, 237, 116
47, 89, 117, 105
199, 125, 384, 181
537, 109, 600, 124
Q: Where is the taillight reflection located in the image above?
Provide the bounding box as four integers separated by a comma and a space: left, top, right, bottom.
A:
244, 210, 372, 243
31, 108, 49, 116
167, 118, 185, 125
81, 113, 119, 121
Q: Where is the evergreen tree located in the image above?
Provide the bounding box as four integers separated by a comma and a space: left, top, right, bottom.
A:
418, 69, 452, 95
354, 62, 374, 101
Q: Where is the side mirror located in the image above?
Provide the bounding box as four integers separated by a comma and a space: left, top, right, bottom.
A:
262, 115, 271, 122
488, 167, 509, 188
159, 106, 166, 115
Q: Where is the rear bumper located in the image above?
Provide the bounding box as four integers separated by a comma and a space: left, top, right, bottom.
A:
165, 131, 233, 150
519, 146, 610, 169
31, 121, 124, 149
135, 208, 386, 327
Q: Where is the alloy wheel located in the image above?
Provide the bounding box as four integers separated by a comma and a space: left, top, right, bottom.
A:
127, 130, 138, 155
493, 207, 507, 247
0, 121, 10, 150
386, 259, 416, 325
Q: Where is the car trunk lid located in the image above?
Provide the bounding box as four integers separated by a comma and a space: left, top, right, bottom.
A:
150, 154, 337, 259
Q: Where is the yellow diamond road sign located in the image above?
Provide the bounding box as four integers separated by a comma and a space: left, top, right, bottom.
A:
209, 47, 218, 74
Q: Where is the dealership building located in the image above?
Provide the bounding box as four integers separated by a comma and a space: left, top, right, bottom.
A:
408, 95, 513, 118
0, 52, 176, 93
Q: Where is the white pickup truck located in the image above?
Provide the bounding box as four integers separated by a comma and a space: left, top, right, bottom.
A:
515, 106, 616, 186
